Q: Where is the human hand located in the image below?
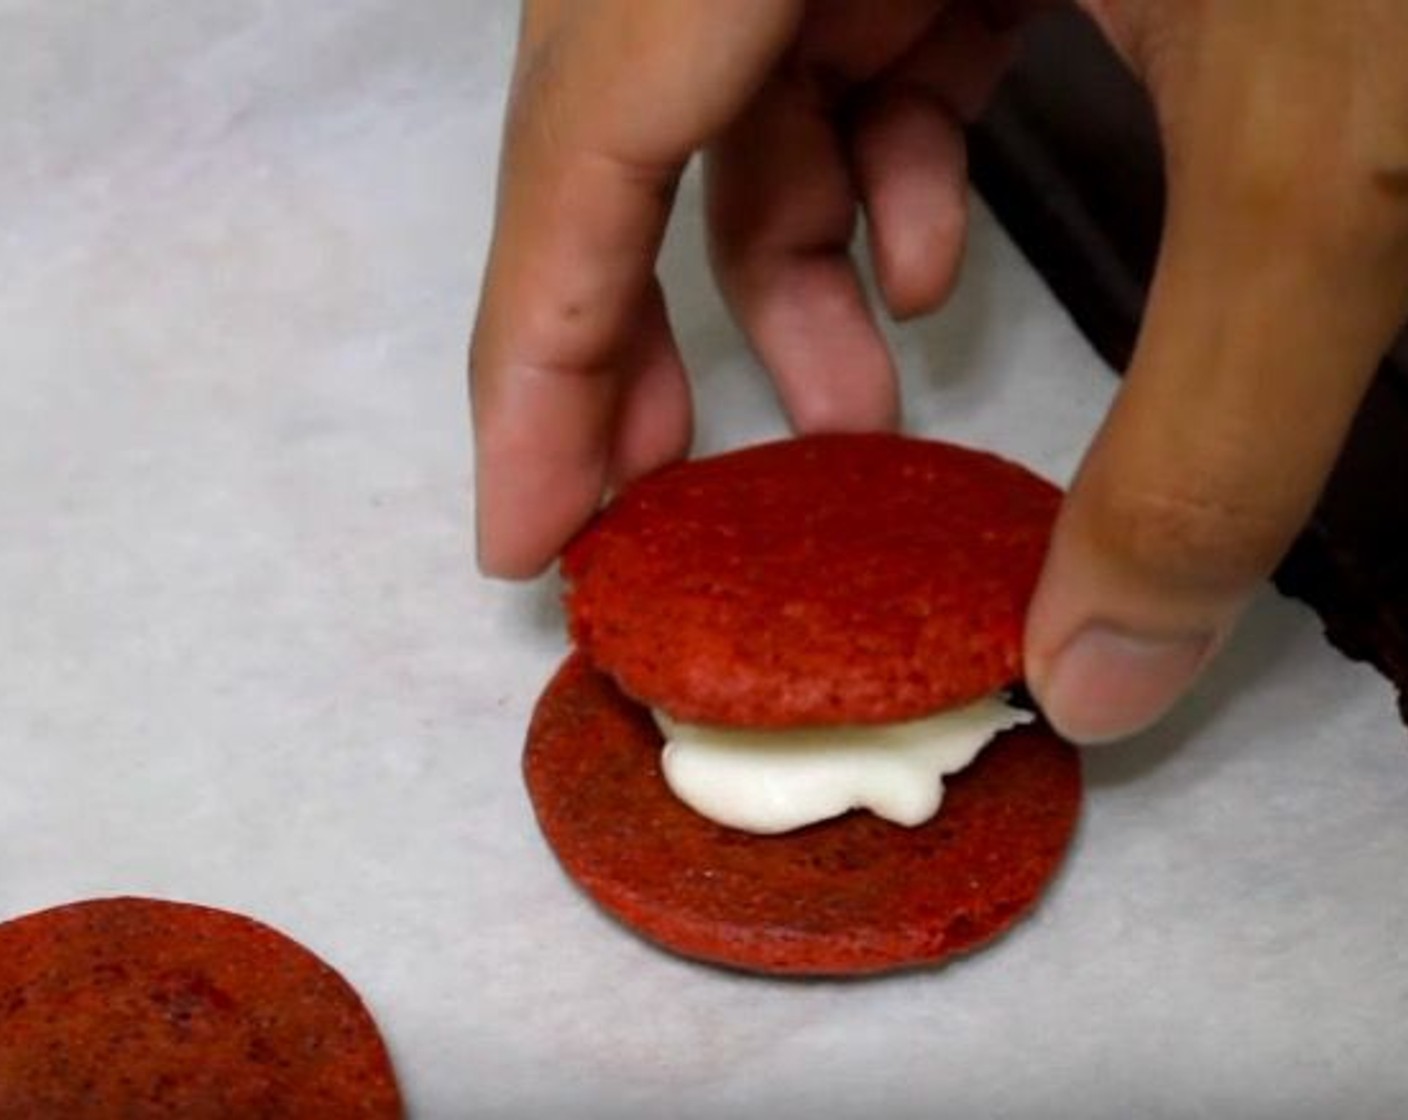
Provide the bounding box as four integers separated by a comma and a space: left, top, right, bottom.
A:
1023, 0, 1408, 740
471, 0, 1020, 572
470, 0, 1408, 743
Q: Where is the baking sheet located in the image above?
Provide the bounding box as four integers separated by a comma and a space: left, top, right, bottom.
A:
3, 4, 1406, 1118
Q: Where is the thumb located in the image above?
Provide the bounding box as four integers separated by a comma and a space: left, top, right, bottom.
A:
1025, 13, 1408, 743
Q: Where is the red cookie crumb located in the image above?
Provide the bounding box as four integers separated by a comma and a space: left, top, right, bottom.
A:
0, 897, 403, 1119
524, 653, 1082, 976
563, 432, 1061, 727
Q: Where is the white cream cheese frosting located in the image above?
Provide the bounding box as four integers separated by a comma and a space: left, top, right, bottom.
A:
656, 697, 1033, 835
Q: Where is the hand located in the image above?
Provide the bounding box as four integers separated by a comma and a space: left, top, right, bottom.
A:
1023, 0, 1408, 740
470, 0, 1408, 743
472, 0, 1020, 571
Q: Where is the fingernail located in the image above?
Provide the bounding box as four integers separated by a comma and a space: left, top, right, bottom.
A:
1036, 625, 1215, 745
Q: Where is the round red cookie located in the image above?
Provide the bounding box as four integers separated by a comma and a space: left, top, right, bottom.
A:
0, 897, 403, 1119
563, 431, 1061, 727
524, 653, 1081, 976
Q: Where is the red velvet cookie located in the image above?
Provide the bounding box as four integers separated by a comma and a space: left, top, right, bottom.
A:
563, 431, 1061, 727
0, 897, 403, 1119
524, 654, 1081, 976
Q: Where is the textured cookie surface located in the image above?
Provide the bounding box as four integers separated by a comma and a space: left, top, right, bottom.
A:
563, 432, 1061, 727
524, 653, 1081, 976
0, 897, 403, 1119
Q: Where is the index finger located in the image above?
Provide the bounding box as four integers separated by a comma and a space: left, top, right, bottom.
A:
470, 0, 803, 578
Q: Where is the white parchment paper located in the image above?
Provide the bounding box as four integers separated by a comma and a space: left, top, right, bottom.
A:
2, 5, 1406, 1118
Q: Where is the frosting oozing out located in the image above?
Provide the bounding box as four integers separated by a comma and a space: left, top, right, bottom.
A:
656, 697, 1033, 835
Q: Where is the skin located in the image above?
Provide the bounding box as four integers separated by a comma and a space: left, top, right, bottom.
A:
471, 0, 1408, 744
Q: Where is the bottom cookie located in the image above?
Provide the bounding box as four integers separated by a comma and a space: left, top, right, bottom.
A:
524, 653, 1083, 976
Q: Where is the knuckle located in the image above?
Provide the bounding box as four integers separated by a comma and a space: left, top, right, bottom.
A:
1085, 478, 1294, 595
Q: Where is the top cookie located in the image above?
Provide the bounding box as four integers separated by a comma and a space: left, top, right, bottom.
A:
562, 432, 1061, 727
